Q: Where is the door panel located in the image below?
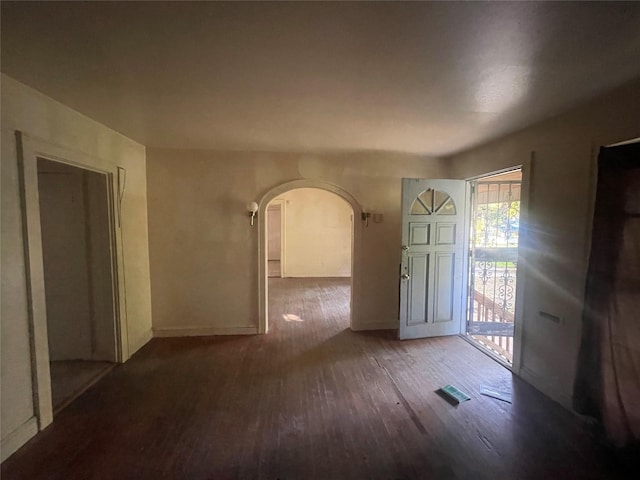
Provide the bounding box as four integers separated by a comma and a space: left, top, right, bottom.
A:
409, 222, 430, 245
434, 252, 455, 322
399, 179, 466, 340
408, 253, 429, 325
436, 223, 456, 245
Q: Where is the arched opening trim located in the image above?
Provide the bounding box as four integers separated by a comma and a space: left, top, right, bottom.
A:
257, 180, 363, 333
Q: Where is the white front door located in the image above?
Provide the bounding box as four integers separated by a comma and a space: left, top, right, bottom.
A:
399, 179, 467, 340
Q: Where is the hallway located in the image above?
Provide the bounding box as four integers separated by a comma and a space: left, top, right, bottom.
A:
2, 279, 629, 479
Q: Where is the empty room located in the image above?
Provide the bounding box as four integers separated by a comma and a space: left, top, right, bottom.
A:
1, 1, 639, 479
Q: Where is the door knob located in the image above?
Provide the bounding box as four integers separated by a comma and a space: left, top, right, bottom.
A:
401, 274, 410, 280
402, 245, 409, 251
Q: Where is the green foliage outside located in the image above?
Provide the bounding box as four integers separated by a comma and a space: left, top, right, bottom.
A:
474, 201, 520, 248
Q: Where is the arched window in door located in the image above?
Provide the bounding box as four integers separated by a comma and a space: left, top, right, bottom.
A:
410, 188, 457, 215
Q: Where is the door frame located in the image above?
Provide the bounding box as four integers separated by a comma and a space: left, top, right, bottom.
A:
16, 131, 125, 431
462, 156, 532, 375
267, 199, 286, 277
257, 180, 363, 333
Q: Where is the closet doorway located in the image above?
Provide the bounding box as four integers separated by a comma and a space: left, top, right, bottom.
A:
37, 158, 118, 414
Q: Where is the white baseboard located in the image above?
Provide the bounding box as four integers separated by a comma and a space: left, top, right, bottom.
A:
1, 416, 38, 462
283, 273, 351, 278
351, 321, 397, 332
153, 326, 258, 337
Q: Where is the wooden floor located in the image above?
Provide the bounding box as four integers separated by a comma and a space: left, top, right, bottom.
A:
2, 278, 633, 479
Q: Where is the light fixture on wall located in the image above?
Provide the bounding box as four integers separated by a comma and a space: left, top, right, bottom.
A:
361, 209, 382, 227
247, 201, 259, 226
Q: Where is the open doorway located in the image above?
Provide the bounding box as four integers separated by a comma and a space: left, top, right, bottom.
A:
37, 158, 118, 414
466, 169, 522, 366
267, 201, 283, 278
265, 188, 353, 333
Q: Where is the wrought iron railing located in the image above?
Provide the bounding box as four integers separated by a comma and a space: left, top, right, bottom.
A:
467, 177, 521, 364
469, 289, 514, 362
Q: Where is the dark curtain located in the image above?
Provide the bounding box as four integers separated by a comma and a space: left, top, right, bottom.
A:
574, 142, 640, 447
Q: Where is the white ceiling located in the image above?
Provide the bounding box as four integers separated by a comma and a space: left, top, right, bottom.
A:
2, 1, 640, 156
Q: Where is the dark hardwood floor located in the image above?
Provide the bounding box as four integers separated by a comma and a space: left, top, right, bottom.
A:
2, 278, 631, 479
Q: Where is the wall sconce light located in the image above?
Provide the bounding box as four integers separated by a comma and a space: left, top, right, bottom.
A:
361, 210, 383, 227
247, 201, 259, 226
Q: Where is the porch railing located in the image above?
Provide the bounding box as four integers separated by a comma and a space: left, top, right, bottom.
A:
468, 290, 514, 362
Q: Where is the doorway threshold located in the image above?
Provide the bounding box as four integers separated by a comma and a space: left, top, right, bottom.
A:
459, 334, 512, 371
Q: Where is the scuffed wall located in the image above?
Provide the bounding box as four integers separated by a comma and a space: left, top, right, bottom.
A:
147, 149, 447, 334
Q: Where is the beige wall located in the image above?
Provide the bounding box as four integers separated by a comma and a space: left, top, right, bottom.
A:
446, 79, 640, 408
267, 205, 282, 261
276, 188, 352, 278
0, 75, 153, 460
147, 149, 447, 335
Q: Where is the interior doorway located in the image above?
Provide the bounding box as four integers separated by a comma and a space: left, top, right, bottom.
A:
264, 187, 354, 333
267, 201, 283, 278
37, 158, 118, 413
465, 169, 522, 366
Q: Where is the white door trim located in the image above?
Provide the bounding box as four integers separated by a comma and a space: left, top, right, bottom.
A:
257, 180, 363, 334
512, 155, 533, 376
16, 131, 125, 431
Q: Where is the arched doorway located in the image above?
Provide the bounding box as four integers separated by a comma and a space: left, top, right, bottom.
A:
257, 180, 363, 333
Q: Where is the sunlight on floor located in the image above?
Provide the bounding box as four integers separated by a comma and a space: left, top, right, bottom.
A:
282, 313, 304, 322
